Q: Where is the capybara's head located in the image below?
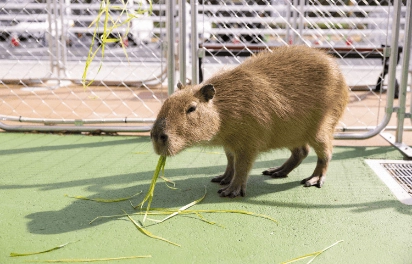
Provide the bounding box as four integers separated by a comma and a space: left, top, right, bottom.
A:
151, 83, 221, 156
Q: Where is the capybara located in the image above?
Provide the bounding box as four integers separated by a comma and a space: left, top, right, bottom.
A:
151, 45, 349, 198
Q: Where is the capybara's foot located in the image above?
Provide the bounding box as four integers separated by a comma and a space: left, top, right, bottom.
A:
301, 175, 325, 188
262, 167, 288, 178
211, 174, 231, 185
218, 184, 246, 198
262, 167, 278, 175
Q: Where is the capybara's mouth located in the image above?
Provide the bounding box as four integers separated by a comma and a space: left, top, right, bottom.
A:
152, 143, 176, 157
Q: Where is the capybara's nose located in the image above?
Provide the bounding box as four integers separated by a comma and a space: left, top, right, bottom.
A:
159, 133, 168, 144
151, 118, 167, 144
151, 130, 168, 145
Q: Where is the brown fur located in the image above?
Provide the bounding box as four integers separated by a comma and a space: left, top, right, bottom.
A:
151, 45, 349, 197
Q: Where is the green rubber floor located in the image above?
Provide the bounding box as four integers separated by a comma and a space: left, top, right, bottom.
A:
1, 132, 411, 263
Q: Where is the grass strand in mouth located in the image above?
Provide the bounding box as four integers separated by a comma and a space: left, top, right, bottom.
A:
10, 242, 75, 257
134, 155, 167, 222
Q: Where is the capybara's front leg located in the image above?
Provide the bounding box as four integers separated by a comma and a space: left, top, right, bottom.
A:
218, 151, 257, 198
211, 149, 234, 185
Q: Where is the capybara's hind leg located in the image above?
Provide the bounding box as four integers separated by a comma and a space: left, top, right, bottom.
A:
263, 145, 309, 178
302, 136, 332, 188
211, 149, 234, 185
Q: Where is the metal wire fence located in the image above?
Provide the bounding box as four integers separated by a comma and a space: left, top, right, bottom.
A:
197, 0, 409, 132
0, 0, 168, 132
0, 0, 410, 140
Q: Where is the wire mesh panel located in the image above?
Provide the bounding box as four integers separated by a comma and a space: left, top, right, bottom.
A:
198, 0, 409, 131
0, 0, 410, 133
0, 0, 167, 132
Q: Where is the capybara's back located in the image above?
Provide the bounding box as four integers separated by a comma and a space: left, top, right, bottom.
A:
151, 45, 349, 198
207, 45, 348, 153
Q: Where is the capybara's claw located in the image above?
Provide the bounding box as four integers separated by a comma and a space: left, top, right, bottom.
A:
262, 166, 288, 178
262, 170, 271, 176
218, 185, 246, 198
211, 175, 231, 185
270, 172, 288, 178
262, 166, 281, 175
262, 167, 288, 178
301, 175, 325, 188
211, 175, 224, 182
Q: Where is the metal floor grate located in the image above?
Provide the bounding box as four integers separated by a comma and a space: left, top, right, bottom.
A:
365, 160, 412, 205
381, 163, 412, 195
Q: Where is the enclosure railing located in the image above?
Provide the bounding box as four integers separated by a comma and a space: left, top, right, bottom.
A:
187, 0, 412, 157
0, 0, 411, 158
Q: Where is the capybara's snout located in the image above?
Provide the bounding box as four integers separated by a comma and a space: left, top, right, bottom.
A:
150, 118, 171, 156
151, 130, 168, 145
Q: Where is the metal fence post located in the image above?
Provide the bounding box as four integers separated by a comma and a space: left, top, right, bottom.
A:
46, 0, 54, 79
291, 0, 298, 44
179, 0, 186, 85
298, 0, 305, 45
334, 0, 402, 140
46, 0, 69, 82
167, 0, 176, 95
285, 1, 291, 44
395, 0, 412, 143
191, 0, 199, 85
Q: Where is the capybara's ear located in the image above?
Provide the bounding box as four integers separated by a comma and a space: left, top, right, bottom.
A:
177, 81, 184, 90
200, 84, 215, 101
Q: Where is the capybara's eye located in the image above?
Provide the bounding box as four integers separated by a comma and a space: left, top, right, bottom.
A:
187, 105, 197, 114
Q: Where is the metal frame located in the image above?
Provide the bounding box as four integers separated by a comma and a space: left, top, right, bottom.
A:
0, 0, 411, 155
46, 0, 70, 81
380, 0, 412, 158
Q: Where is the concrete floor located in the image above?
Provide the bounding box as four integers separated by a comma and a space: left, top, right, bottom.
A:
1, 133, 411, 263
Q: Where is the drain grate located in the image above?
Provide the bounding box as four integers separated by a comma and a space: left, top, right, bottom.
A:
365, 160, 412, 205
381, 163, 412, 195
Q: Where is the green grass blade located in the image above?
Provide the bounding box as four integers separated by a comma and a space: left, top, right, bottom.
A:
178, 209, 278, 224
157, 188, 207, 223
89, 213, 127, 225
123, 210, 180, 247
160, 175, 177, 189
10, 242, 73, 257
89, 208, 277, 225
306, 240, 343, 264
82, 0, 153, 88
281, 252, 320, 264
194, 212, 224, 227
82, 0, 106, 87
27, 255, 151, 263
65, 191, 142, 203
134, 156, 167, 223
281, 240, 343, 264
